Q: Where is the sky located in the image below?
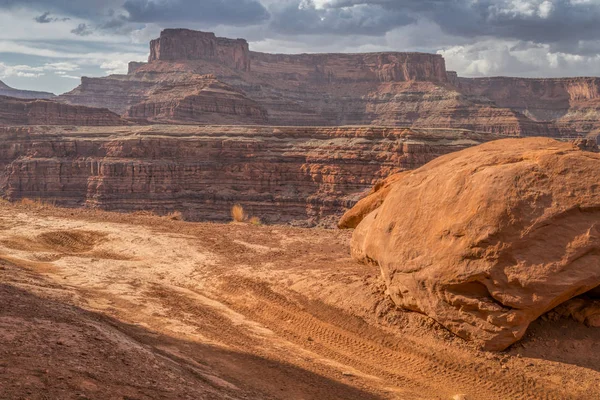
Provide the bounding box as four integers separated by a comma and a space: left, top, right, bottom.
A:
1, 0, 600, 94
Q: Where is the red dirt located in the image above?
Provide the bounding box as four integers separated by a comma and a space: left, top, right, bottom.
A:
0, 201, 598, 399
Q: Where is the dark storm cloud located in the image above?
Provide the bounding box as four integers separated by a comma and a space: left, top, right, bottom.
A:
122, 0, 270, 25
0, 0, 124, 18
5, 0, 600, 50
34, 11, 53, 23
34, 11, 70, 23
308, 0, 600, 46
71, 23, 93, 36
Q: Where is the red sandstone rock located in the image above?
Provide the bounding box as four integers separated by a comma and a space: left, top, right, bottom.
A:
349, 138, 600, 350
126, 75, 268, 124
457, 77, 600, 135
0, 96, 127, 126
0, 125, 493, 226
149, 29, 251, 71
56, 28, 600, 136
338, 172, 408, 229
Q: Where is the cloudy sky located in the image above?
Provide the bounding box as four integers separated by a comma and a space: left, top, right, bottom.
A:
1, 0, 600, 94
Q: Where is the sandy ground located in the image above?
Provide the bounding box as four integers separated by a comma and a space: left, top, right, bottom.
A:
0, 202, 599, 400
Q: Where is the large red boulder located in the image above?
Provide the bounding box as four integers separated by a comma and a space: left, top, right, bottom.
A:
348, 137, 600, 350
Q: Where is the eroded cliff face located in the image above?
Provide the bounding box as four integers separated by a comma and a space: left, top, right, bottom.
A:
458, 77, 600, 134
250, 51, 448, 83
0, 125, 494, 225
56, 28, 600, 136
0, 96, 127, 126
149, 29, 251, 71
126, 75, 268, 124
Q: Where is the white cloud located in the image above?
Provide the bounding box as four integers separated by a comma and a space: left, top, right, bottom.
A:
100, 60, 130, 75
0, 61, 80, 79
439, 39, 600, 78
538, 1, 554, 18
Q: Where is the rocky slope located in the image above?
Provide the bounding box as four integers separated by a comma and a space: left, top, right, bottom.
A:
0, 125, 495, 225
347, 138, 600, 350
0, 79, 55, 100
457, 77, 600, 135
0, 96, 128, 126
55, 28, 600, 136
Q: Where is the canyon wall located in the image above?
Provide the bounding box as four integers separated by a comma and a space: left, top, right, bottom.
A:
458, 77, 600, 135
0, 96, 128, 126
56, 28, 600, 136
250, 51, 449, 83
0, 125, 494, 226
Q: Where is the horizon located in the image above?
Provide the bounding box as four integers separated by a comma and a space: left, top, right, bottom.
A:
2, 1, 600, 94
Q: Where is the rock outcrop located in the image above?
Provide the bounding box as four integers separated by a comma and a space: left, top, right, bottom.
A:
0, 96, 128, 126
60, 72, 268, 124
149, 29, 251, 71
59, 28, 584, 135
348, 138, 600, 350
0, 125, 494, 225
0, 80, 55, 100
457, 77, 600, 135
126, 74, 268, 124
250, 51, 449, 83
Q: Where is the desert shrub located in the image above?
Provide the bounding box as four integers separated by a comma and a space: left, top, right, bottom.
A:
249, 216, 261, 226
166, 210, 184, 221
18, 198, 56, 209
231, 204, 247, 222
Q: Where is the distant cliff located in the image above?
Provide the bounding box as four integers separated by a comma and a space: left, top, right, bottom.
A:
0, 96, 128, 126
0, 80, 55, 100
57, 28, 600, 136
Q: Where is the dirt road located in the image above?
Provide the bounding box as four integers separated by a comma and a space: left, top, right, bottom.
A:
0, 202, 598, 399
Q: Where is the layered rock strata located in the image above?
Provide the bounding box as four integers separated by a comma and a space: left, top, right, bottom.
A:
150, 29, 251, 71
347, 138, 600, 350
0, 125, 495, 225
0, 96, 127, 126
57, 28, 600, 136
457, 77, 600, 135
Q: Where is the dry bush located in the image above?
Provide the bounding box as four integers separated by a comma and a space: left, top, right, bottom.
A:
231, 204, 247, 222
131, 210, 159, 218
249, 216, 261, 226
166, 210, 184, 221
18, 198, 56, 209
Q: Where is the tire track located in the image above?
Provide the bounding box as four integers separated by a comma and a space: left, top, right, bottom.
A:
219, 277, 566, 400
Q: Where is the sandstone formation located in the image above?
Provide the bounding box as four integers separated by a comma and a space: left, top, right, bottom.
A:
338, 172, 408, 229
150, 29, 251, 71
0, 79, 55, 100
61, 72, 267, 124
348, 138, 600, 350
457, 77, 600, 135
0, 125, 494, 225
126, 74, 268, 124
57, 28, 591, 136
0, 96, 128, 126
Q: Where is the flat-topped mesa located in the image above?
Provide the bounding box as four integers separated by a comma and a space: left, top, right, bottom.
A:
146, 28, 448, 83
149, 29, 251, 71
250, 51, 449, 83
